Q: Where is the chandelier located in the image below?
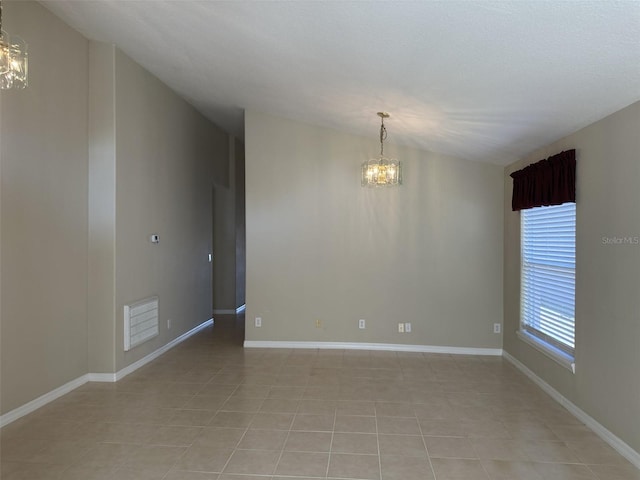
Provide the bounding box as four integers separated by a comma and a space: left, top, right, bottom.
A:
361, 112, 401, 187
0, 0, 28, 90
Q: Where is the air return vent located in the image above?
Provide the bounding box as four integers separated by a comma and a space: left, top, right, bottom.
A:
124, 296, 159, 351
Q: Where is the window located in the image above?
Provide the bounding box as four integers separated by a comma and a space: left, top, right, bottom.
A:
519, 202, 576, 371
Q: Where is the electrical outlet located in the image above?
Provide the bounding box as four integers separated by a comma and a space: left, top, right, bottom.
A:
405, 322, 412, 333
167, 319, 171, 330
398, 322, 405, 333
255, 317, 262, 328
315, 319, 322, 328
494, 323, 501, 334
359, 319, 366, 329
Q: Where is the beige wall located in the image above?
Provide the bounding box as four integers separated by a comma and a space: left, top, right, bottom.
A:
212, 136, 246, 312
503, 101, 640, 452
245, 111, 504, 347
235, 138, 246, 308
213, 137, 237, 311
88, 42, 117, 373
1, 1, 89, 412
112, 49, 227, 371
1, 1, 230, 414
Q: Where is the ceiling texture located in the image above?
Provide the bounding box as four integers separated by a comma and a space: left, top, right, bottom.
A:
41, 1, 640, 165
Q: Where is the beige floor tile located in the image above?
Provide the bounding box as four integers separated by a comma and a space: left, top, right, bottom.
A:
100, 423, 160, 444
424, 435, 477, 459
328, 453, 381, 479
141, 393, 193, 409
208, 411, 255, 428
291, 413, 335, 432
147, 425, 202, 446
589, 464, 640, 480
335, 414, 377, 433
59, 465, 117, 480
207, 374, 243, 386
275, 451, 329, 476
273, 374, 310, 387
219, 476, 271, 480
420, 419, 466, 436
550, 424, 602, 441
229, 385, 271, 398
165, 470, 219, 479
268, 386, 306, 399
176, 446, 234, 473
332, 432, 379, 454
533, 462, 598, 479
29, 438, 98, 464
75, 442, 141, 467
304, 386, 341, 400
3, 419, 82, 441
241, 375, 277, 386
336, 400, 376, 416
112, 465, 171, 479
1, 318, 635, 480
521, 440, 582, 463
222, 448, 280, 475
162, 382, 205, 395
380, 454, 434, 479
0, 436, 56, 462
167, 410, 215, 427
481, 459, 545, 480
249, 412, 294, 430
377, 416, 421, 435
503, 420, 560, 441
0, 461, 69, 479
430, 458, 489, 479
378, 434, 427, 457
259, 397, 300, 413
192, 427, 245, 448
567, 439, 633, 465
122, 444, 187, 469
375, 401, 415, 417
123, 407, 179, 425
236, 428, 288, 450
471, 438, 530, 461
273, 477, 324, 480
219, 397, 264, 412
184, 395, 228, 411
284, 430, 333, 452
462, 419, 511, 438
297, 399, 337, 414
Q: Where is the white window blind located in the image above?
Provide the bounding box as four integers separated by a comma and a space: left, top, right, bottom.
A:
521, 202, 576, 357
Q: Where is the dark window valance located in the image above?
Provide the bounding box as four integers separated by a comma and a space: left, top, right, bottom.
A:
510, 149, 576, 211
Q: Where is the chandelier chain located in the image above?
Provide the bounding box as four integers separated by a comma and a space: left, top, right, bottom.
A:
379, 117, 387, 156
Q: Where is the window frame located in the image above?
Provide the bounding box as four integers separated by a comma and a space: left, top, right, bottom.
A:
518, 202, 576, 374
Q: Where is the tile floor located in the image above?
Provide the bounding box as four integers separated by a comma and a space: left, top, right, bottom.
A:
1, 314, 638, 479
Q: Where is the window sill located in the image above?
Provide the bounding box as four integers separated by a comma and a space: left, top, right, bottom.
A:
516, 330, 575, 374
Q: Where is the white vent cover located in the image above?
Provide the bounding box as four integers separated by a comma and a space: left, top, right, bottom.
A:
124, 296, 159, 351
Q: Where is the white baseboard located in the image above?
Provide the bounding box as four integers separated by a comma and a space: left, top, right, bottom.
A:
92, 318, 214, 383
503, 350, 640, 469
87, 372, 117, 382
243, 340, 502, 356
0, 374, 90, 428
0, 318, 213, 428
212, 305, 246, 315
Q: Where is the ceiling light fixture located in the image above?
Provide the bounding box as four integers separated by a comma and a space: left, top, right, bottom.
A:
0, 0, 28, 90
362, 112, 401, 187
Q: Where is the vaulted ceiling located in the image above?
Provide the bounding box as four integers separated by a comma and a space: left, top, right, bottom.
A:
41, 1, 640, 165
